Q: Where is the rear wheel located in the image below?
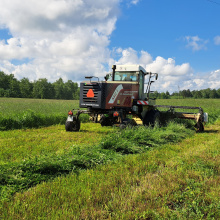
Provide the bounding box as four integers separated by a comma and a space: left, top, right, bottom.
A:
143, 110, 160, 127
119, 118, 137, 129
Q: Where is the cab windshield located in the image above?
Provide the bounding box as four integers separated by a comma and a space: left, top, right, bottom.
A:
113, 71, 138, 81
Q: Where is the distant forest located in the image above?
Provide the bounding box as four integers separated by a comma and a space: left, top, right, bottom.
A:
0, 71, 79, 100
150, 88, 220, 99
0, 71, 219, 100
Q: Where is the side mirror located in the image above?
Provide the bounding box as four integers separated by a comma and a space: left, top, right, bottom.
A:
104, 74, 110, 81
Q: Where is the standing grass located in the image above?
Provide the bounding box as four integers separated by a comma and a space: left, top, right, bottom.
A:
0, 98, 219, 130
0, 98, 89, 130
0, 98, 79, 116
1, 121, 219, 219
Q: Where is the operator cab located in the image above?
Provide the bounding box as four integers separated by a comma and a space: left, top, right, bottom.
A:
111, 64, 147, 99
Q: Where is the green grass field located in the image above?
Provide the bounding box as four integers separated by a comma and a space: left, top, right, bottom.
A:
0, 98, 89, 130
0, 98, 79, 116
0, 98, 220, 219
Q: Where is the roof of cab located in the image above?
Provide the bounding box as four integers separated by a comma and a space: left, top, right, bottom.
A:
115, 65, 147, 74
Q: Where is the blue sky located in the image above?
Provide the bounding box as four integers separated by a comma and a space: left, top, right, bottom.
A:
0, 0, 219, 92
111, 0, 220, 72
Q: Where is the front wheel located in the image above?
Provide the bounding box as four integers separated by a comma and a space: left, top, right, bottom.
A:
65, 119, 81, 132
100, 115, 112, 126
195, 121, 204, 132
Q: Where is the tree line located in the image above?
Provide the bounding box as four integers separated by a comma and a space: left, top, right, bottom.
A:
151, 88, 220, 99
0, 71, 219, 100
0, 71, 79, 100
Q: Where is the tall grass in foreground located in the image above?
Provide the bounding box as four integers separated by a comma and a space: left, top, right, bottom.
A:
1, 121, 219, 219
0, 122, 193, 203
0, 109, 89, 130
0, 98, 79, 116
0, 98, 88, 130
0, 110, 65, 130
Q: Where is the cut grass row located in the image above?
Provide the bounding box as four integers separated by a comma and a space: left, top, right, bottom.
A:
0, 123, 112, 165
1, 122, 193, 206
1, 121, 219, 219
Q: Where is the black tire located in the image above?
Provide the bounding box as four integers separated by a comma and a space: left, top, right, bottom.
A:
143, 110, 160, 127
65, 119, 80, 132
100, 115, 112, 126
73, 119, 81, 131
195, 121, 204, 132
65, 121, 73, 131
119, 124, 127, 129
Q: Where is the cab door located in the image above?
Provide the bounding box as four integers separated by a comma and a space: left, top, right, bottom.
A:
138, 71, 145, 99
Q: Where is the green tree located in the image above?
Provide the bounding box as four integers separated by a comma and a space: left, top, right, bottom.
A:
160, 92, 169, 99
0, 88, 4, 97
201, 88, 211, 98
73, 87, 80, 100
9, 75, 21, 98
180, 89, 192, 98
33, 78, 54, 99
0, 71, 10, 90
64, 80, 79, 100
217, 88, 220, 98
209, 89, 218, 98
53, 78, 64, 99
165, 91, 170, 98
194, 90, 203, 99
20, 78, 33, 98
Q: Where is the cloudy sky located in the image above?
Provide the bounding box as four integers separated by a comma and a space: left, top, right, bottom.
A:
0, 0, 219, 93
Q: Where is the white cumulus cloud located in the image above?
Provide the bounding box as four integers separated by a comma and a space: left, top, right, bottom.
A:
185, 36, 208, 51
111, 48, 194, 92
0, 0, 119, 82
0, 1, 219, 93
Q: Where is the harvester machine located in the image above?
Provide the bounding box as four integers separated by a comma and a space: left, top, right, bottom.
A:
66, 65, 208, 132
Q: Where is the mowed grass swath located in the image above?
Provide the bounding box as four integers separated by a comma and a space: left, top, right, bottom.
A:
1, 121, 220, 219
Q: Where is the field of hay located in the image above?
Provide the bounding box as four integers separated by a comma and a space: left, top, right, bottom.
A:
0, 98, 219, 219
